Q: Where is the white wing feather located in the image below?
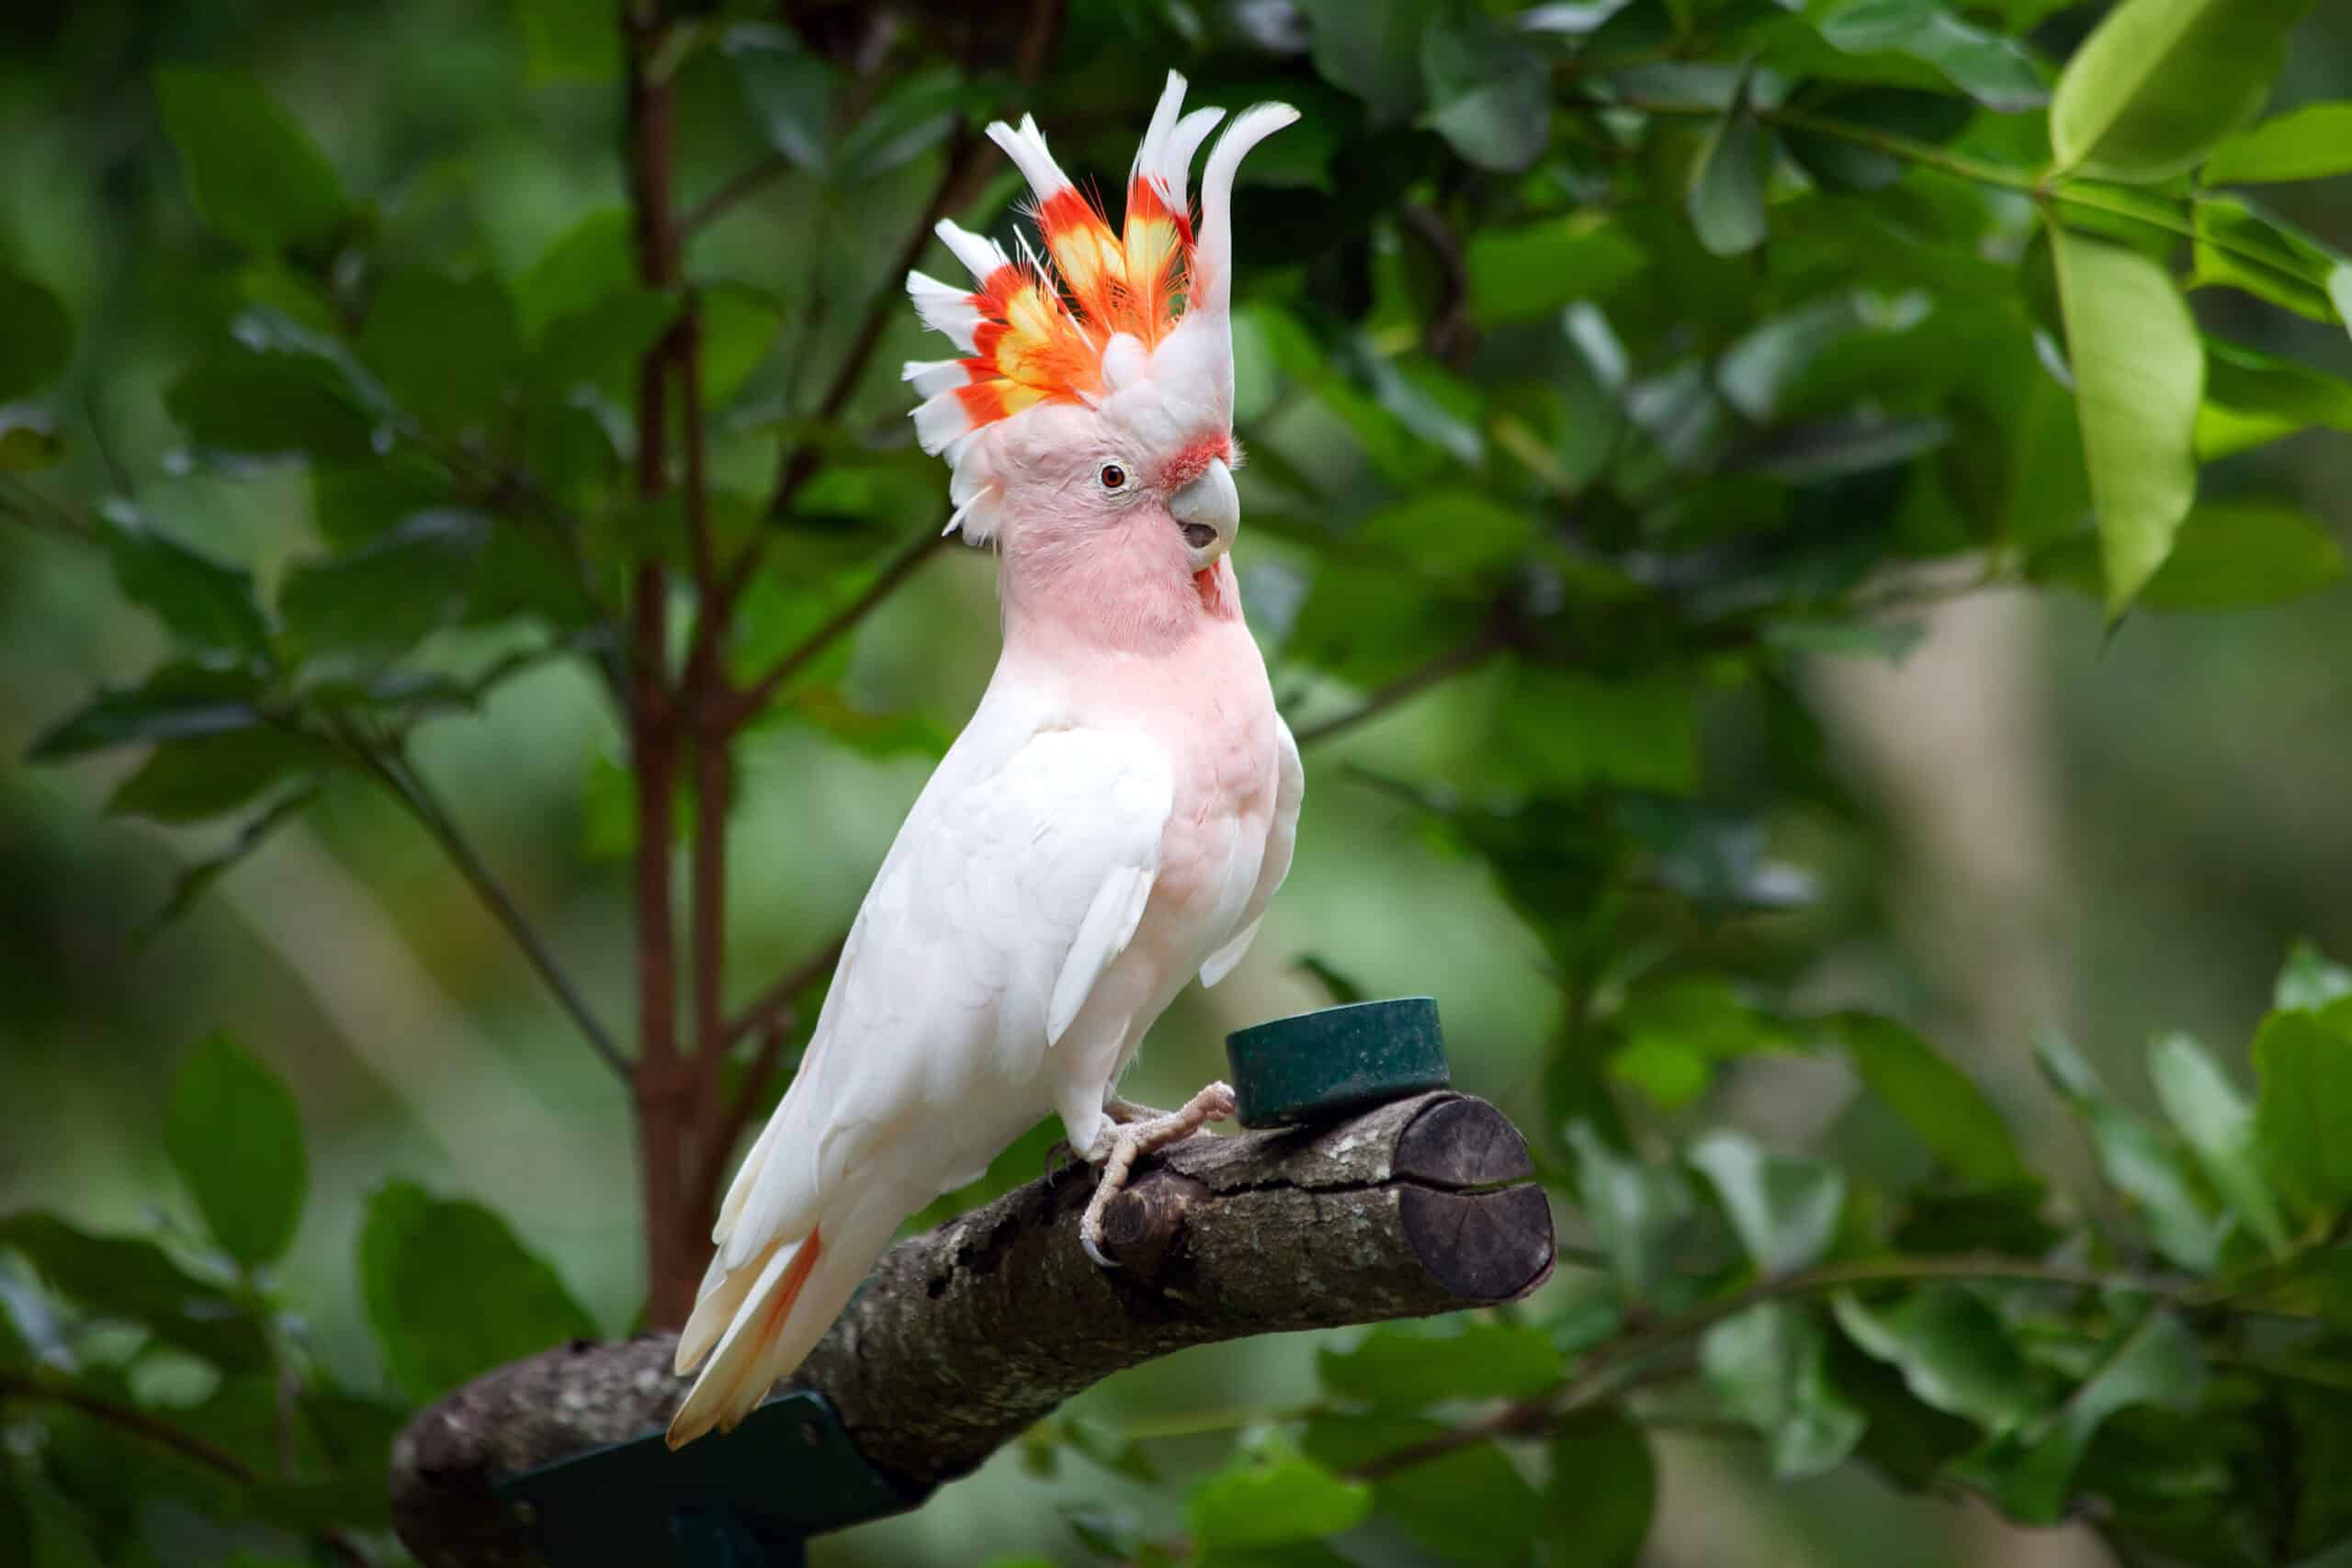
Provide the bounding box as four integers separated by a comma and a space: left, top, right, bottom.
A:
712, 713, 1173, 1275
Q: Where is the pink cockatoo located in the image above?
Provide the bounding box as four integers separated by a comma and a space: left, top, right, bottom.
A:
665, 73, 1304, 1449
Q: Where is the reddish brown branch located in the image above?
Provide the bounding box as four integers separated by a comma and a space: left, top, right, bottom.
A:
624, 0, 698, 1331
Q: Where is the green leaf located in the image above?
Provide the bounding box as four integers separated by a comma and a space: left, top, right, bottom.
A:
1350, 488, 1532, 583
729, 25, 834, 175
0, 270, 72, 401
515, 209, 635, 343
1689, 1131, 1847, 1276
278, 509, 494, 666
529, 287, 678, 403
358, 268, 521, 434
1689, 81, 1770, 258
517, 0, 619, 84
2188, 194, 2347, 321
1302, 1415, 1540, 1568
1186, 1441, 1370, 1551
2050, 0, 2315, 179
2134, 501, 2343, 609
358, 1181, 596, 1400
1317, 1318, 1565, 1410
1421, 17, 1549, 174
1568, 1122, 1694, 1301
1498, 669, 1700, 797
2205, 101, 2352, 183
2253, 1001, 2352, 1218
699, 282, 785, 410
0, 407, 65, 470
2147, 1031, 2291, 1255
0, 1213, 269, 1367
1611, 979, 1794, 1110
2036, 1028, 2227, 1269
1813, 0, 2047, 113
2046, 226, 2201, 615
1831, 1286, 2041, 1430
107, 728, 319, 825
1543, 1409, 1654, 1566
833, 68, 969, 183
2198, 337, 2352, 457
1952, 1310, 2205, 1526
1828, 1013, 2030, 1188
2278, 942, 2352, 1012
28, 663, 266, 761
164, 1033, 307, 1267
154, 68, 349, 255
1295, 0, 1440, 126
165, 350, 377, 463
1464, 214, 1645, 328
1781, 87, 1974, 192
1702, 1303, 1868, 1479
97, 512, 273, 662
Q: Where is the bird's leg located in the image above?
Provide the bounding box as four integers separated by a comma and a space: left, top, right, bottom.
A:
1047, 1095, 1180, 1179
1080, 1080, 1237, 1268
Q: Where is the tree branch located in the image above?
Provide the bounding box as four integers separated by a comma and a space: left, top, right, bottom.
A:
726, 525, 949, 725
349, 739, 629, 1077
1349, 1252, 2211, 1483
388, 1091, 1552, 1563
682, 152, 789, 236
624, 0, 697, 1329
1287, 631, 1508, 749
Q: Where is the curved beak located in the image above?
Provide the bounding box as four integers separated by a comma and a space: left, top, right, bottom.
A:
1170, 457, 1239, 570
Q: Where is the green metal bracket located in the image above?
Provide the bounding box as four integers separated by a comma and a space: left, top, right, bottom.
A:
1225, 997, 1451, 1129
493, 1389, 922, 1568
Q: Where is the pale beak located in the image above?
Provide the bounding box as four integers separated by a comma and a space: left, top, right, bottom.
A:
1169, 457, 1239, 570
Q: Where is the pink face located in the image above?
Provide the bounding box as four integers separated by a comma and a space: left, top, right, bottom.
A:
987, 406, 1244, 649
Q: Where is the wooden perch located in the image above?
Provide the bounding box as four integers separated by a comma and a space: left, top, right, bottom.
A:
388, 1091, 1554, 1565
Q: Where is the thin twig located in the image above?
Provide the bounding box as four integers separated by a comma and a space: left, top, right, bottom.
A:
723, 928, 848, 1053
348, 736, 629, 1077
728, 526, 949, 723
683, 152, 789, 235
0, 1373, 370, 1568
1288, 632, 1508, 749
1349, 1252, 2199, 1483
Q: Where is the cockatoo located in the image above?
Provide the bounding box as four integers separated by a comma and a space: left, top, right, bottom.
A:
665, 72, 1304, 1449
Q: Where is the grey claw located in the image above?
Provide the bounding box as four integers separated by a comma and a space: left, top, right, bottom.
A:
1081, 1230, 1119, 1269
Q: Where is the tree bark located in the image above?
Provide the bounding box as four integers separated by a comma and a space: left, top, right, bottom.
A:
389, 1091, 1553, 1565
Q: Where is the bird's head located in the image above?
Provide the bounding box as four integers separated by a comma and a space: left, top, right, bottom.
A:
901, 73, 1294, 646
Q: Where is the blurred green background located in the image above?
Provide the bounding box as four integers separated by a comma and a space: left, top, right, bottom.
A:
6, 1, 2352, 1564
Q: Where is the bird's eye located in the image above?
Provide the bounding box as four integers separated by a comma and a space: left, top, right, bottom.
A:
1098, 462, 1127, 491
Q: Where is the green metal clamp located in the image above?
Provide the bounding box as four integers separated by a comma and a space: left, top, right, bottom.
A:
492, 1389, 921, 1567
1225, 996, 1451, 1128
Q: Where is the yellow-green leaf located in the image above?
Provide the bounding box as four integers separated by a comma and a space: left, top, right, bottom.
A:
2047, 226, 2201, 615
2205, 101, 2352, 184
2049, 0, 2313, 180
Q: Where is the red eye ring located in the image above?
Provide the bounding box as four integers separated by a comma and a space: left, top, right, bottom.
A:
1099, 463, 1127, 491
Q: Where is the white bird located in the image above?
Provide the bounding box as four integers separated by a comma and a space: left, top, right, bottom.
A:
667, 71, 1304, 1448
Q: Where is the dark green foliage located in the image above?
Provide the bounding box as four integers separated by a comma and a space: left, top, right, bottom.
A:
6, 0, 2352, 1562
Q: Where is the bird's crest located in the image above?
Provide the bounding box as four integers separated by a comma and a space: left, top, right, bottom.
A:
902, 73, 1296, 539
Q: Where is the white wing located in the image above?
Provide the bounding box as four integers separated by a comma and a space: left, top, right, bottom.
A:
1199, 716, 1304, 987
711, 721, 1174, 1275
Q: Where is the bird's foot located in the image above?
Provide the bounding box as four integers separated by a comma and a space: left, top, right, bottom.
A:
1080, 1080, 1237, 1268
